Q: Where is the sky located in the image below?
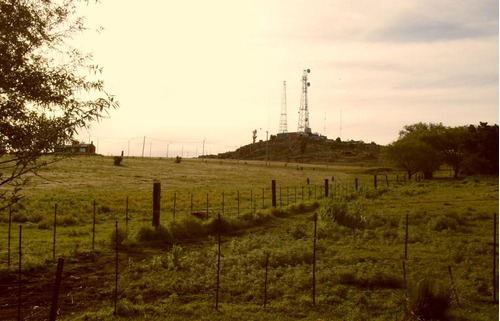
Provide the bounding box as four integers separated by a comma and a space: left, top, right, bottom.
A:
73, 0, 499, 157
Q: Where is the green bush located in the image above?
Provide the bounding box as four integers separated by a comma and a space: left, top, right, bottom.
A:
428, 215, 459, 231
319, 199, 366, 229
137, 225, 172, 243
170, 216, 205, 239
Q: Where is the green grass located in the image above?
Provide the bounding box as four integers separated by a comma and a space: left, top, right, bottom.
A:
0, 156, 497, 320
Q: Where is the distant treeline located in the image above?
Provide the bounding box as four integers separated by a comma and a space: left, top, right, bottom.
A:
384, 122, 499, 179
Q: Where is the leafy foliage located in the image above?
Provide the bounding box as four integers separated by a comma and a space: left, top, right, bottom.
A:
0, 0, 118, 210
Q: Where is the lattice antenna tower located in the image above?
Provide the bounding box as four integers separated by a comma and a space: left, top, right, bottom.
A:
297, 69, 311, 133
279, 81, 288, 133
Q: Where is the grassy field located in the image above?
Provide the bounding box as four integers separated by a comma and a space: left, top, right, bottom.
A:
0, 155, 498, 320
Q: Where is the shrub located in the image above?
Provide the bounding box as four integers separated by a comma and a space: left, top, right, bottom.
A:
137, 225, 172, 243
110, 227, 128, 248
38, 219, 52, 230
170, 217, 205, 239
319, 199, 366, 229
428, 215, 459, 231
405, 278, 451, 321
113, 156, 123, 166
12, 212, 28, 223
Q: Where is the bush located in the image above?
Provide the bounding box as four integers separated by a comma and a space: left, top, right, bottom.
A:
428, 215, 459, 231
114, 156, 123, 166
170, 217, 205, 239
319, 199, 366, 229
137, 225, 172, 243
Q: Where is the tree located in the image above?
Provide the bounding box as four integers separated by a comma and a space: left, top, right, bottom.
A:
462, 122, 499, 175
0, 0, 118, 210
384, 139, 439, 180
252, 129, 257, 144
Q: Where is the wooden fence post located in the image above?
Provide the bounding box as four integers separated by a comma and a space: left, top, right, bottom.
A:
191, 193, 194, 214
355, 178, 358, 190
125, 196, 129, 230
216, 212, 221, 311
374, 175, 377, 189
8, 205, 12, 267
324, 179, 329, 198
53, 204, 57, 260
114, 220, 118, 315
494, 213, 497, 303
405, 212, 409, 260
17, 225, 22, 321
385, 175, 389, 187
262, 188, 265, 209
222, 192, 225, 215
264, 253, 269, 308
271, 180, 277, 208
49, 258, 65, 321
92, 200, 96, 251
152, 182, 161, 227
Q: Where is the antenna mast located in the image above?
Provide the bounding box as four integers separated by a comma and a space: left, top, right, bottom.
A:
279, 81, 288, 133
297, 69, 311, 133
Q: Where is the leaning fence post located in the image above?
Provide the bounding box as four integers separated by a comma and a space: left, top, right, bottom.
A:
385, 174, 389, 187
18, 225, 22, 321
49, 258, 65, 321
153, 182, 161, 227
53, 204, 57, 260
312, 212, 317, 305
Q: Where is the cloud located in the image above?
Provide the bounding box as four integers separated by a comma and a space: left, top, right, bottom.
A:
372, 0, 498, 42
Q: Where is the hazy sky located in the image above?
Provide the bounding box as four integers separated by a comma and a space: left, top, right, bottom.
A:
73, 0, 499, 157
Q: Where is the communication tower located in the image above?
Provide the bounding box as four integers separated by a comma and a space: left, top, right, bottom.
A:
279, 81, 288, 133
297, 69, 311, 133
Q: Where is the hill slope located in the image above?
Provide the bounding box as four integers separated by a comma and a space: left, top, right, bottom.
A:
212, 138, 382, 164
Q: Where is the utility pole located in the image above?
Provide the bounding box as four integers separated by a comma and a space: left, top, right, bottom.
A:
265, 131, 269, 166
203, 138, 205, 157
142, 136, 145, 157
166, 144, 170, 158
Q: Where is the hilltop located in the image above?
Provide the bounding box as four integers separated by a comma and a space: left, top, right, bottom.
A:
209, 137, 382, 165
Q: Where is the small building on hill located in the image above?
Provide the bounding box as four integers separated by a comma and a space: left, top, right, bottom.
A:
56, 141, 96, 154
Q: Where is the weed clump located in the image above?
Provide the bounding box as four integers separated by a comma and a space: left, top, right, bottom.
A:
110, 227, 128, 248
319, 199, 366, 229
137, 225, 172, 243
